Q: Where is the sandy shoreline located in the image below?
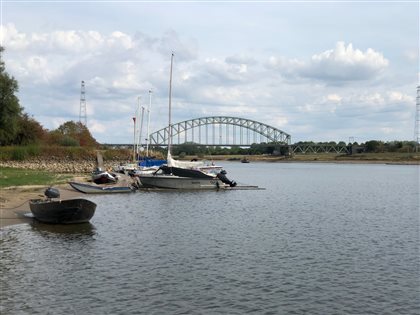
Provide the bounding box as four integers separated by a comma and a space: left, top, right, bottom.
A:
0, 184, 84, 229
0, 172, 138, 229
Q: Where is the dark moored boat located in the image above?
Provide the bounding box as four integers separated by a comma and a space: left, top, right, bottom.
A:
92, 168, 118, 184
29, 188, 96, 224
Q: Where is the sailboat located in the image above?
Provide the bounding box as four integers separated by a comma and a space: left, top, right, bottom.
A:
136, 89, 166, 173
116, 91, 165, 176
138, 53, 236, 189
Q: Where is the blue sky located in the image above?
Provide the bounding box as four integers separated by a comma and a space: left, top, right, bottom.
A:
1, 1, 418, 144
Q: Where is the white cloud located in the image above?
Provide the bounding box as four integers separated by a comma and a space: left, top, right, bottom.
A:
88, 120, 107, 134
309, 42, 389, 80
380, 127, 394, 135
295, 89, 414, 124
2, 24, 28, 49
403, 49, 417, 62
201, 86, 247, 105
225, 54, 257, 66
268, 42, 389, 83
274, 117, 288, 127
267, 56, 304, 79
326, 94, 342, 102
387, 91, 413, 103
107, 31, 133, 50
202, 58, 251, 83
156, 30, 198, 61
359, 92, 385, 106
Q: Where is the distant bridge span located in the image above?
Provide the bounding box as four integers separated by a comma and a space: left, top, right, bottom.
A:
148, 116, 291, 147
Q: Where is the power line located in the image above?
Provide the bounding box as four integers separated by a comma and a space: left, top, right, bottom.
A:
79, 80, 87, 126
415, 85, 420, 151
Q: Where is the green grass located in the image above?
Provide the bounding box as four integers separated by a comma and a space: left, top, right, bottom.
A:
0, 167, 73, 188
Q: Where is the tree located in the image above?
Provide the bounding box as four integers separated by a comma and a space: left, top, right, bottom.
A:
0, 46, 23, 145
172, 142, 202, 156
53, 121, 98, 147
15, 113, 46, 145
365, 140, 382, 153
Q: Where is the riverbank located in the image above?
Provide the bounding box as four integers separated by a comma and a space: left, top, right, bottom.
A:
1, 152, 419, 173
0, 159, 121, 173
0, 171, 137, 228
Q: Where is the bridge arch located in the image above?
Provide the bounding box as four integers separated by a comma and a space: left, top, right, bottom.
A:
149, 116, 291, 147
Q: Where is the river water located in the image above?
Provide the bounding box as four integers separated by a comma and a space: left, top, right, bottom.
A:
1, 162, 419, 314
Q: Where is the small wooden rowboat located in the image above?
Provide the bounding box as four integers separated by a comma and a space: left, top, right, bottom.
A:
29, 188, 96, 224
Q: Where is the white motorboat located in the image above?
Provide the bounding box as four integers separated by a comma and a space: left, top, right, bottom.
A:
138, 162, 236, 190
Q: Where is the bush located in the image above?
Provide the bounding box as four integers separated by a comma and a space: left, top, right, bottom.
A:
102, 148, 132, 160
365, 140, 382, 153
59, 136, 80, 147
26, 144, 41, 157
11, 147, 27, 161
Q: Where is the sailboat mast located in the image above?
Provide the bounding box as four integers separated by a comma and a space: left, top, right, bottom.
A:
146, 89, 152, 157
134, 96, 141, 161
132, 115, 136, 162
168, 53, 174, 153
139, 106, 145, 155
133, 96, 140, 162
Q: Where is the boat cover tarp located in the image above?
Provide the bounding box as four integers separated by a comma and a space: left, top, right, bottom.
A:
167, 152, 207, 169
138, 158, 166, 168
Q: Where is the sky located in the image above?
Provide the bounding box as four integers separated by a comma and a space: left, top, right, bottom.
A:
1, 0, 419, 144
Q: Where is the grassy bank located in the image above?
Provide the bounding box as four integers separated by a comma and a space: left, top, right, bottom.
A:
0, 167, 73, 188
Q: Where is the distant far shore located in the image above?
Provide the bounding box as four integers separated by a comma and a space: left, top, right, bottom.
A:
185, 153, 420, 165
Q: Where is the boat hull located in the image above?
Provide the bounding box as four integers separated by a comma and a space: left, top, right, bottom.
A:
29, 198, 96, 224
139, 174, 225, 189
69, 181, 134, 194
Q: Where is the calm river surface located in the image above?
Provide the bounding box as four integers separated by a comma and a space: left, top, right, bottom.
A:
1, 162, 419, 314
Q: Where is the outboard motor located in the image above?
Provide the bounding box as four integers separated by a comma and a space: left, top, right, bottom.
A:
44, 187, 60, 199
216, 170, 237, 187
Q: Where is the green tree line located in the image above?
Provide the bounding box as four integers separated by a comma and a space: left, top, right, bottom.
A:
168, 140, 417, 156
0, 46, 97, 147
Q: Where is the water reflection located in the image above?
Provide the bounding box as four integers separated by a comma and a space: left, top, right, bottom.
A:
30, 221, 96, 237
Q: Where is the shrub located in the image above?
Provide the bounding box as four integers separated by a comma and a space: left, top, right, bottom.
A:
59, 136, 80, 147
11, 147, 27, 161
26, 144, 41, 157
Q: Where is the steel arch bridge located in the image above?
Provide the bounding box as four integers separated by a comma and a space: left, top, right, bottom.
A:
148, 116, 291, 147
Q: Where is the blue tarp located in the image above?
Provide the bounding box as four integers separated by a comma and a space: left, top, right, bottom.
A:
138, 159, 166, 167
